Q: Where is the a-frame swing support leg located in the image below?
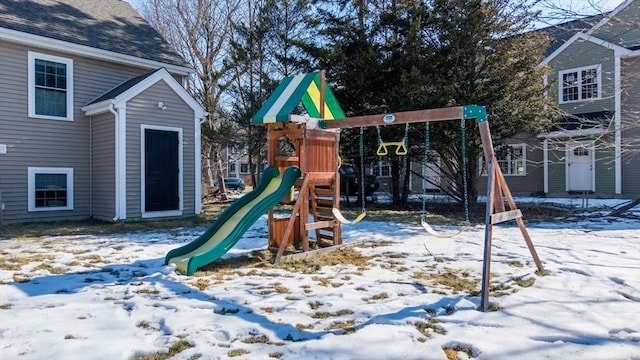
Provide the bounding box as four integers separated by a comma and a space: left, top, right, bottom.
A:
477, 120, 544, 312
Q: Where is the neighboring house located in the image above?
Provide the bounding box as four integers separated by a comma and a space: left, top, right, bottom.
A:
489, 0, 640, 198
221, 145, 262, 182
0, 0, 206, 224
537, 0, 640, 197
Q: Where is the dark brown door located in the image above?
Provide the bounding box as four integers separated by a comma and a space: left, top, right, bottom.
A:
145, 129, 179, 212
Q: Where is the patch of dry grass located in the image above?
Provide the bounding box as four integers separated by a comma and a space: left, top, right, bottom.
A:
365, 292, 389, 302
512, 276, 535, 287
191, 278, 211, 291
32, 263, 68, 274
241, 335, 269, 344
414, 319, 447, 338
325, 319, 356, 333
412, 268, 479, 294
0, 254, 56, 271
130, 339, 193, 360
311, 309, 353, 319
227, 349, 249, 357
295, 323, 314, 331
442, 344, 477, 359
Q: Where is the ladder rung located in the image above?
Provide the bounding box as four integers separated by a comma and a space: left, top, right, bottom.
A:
315, 198, 334, 206
305, 220, 335, 231
318, 234, 334, 242
312, 187, 334, 196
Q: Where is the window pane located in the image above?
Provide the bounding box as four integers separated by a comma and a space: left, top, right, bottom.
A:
34, 173, 67, 208
494, 145, 525, 175
35, 88, 66, 117
34, 58, 68, 117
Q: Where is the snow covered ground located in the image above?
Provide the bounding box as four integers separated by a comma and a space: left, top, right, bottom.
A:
1, 199, 639, 360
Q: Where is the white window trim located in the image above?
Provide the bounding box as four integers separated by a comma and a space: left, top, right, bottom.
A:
28, 167, 74, 212
480, 143, 527, 177
558, 64, 601, 104
140, 125, 183, 219
28, 51, 74, 121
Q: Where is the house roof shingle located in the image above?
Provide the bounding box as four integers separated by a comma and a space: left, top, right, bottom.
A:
0, 0, 187, 68
538, 14, 608, 57
86, 68, 162, 106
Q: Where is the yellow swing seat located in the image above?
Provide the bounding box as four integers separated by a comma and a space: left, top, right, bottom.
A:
420, 215, 469, 238
332, 208, 366, 225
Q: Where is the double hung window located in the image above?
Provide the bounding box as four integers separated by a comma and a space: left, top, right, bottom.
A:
28, 52, 74, 120
559, 65, 600, 103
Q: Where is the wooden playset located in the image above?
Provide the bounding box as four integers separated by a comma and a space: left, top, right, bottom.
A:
251, 71, 544, 311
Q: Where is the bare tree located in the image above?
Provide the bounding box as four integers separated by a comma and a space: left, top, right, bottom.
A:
139, 0, 242, 199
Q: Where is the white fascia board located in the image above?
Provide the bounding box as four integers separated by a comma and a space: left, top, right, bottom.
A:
81, 100, 115, 116
0, 27, 193, 76
113, 68, 205, 117
81, 68, 205, 118
540, 32, 631, 66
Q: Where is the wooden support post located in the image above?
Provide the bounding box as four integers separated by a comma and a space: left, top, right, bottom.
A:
477, 120, 544, 311
274, 175, 310, 263
480, 158, 496, 312
333, 130, 342, 245
493, 165, 544, 272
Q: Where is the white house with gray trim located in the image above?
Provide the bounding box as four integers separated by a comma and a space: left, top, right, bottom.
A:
0, 0, 205, 224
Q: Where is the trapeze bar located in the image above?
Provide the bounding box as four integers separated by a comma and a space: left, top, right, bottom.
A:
376, 141, 408, 156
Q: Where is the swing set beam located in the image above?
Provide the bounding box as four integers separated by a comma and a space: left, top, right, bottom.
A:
315, 104, 543, 312
318, 105, 486, 129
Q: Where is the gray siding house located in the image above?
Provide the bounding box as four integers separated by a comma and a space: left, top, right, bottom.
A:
0, 0, 206, 224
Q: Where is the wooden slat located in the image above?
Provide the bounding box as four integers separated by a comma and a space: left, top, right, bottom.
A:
305, 220, 335, 231
275, 156, 299, 162
278, 241, 364, 262
316, 215, 333, 221
306, 172, 335, 184
315, 198, 333, 206
490, 209, 522, 224
322, 107, 464, 129
318, 233, 334, 241
313, 188, 334, 196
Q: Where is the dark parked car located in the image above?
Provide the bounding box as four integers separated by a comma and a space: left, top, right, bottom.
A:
213, 177, 246, 191
339, 165, 379, 196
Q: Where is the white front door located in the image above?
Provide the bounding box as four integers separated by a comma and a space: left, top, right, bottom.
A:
566, 140, 594, 192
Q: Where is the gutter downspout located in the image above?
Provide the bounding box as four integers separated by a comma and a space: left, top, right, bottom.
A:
614, 55, 622, 194
89, 116, 93, 219
109, 104, 120, 222
194, 115, 206, 215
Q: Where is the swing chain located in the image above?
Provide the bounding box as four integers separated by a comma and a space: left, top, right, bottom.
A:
359, 127, 366, 212
460, 118, 470, 223
422, 122, 430, 216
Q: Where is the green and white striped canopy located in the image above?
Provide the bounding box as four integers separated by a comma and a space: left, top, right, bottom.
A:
251, 72, 346, 125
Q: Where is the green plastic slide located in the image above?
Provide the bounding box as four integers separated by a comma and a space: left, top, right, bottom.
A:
165, 166, 301, 275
